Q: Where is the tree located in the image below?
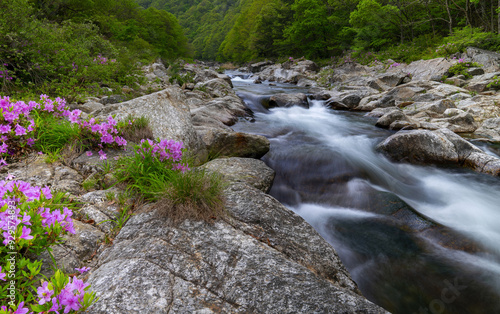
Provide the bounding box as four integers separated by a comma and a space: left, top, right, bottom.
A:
349, 0, 400, 50
281, 0, 335, 58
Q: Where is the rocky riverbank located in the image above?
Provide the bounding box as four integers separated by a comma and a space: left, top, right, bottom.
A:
4, 47, 499, 312
247, 47, 500, 176
1, 61, 389, 312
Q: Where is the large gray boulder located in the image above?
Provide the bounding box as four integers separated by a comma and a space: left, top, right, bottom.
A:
194, 78, 234, 98
375, 109, 412, 129
34, 220, 105, 279
86, 159, 386, 313
463, 47, 500, 73
92, 87, 206, 159
377, 128, 500, 175
475, 118, 500, 142
396, 58, 455, 81
195, 127, 270, 159
268, 93, 309, 109
249, 60, 274, 73
199, 157, 275, 193
191, 95, 247, 127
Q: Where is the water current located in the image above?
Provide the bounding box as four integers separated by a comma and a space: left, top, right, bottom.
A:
228, 72, 500, 313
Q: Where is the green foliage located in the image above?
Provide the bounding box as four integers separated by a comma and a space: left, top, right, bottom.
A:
440, 26, 500, 55
349, 0, 399, 51
487, 76, 500, 90
116, 115, 154, 144
0, 0, 190, 100
447, 60, 482, 79
113, 140, 226, 224
32, 111, 80, 154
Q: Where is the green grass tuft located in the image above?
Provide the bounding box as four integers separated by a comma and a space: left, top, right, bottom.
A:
33, 110, 80, 154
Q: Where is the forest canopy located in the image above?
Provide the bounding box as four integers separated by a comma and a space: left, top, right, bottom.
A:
0, 0, 189, 98
3, 0, 500, 99
137, 0, 500, 62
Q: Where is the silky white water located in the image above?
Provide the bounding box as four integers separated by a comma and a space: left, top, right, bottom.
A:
230, 73, 500, 312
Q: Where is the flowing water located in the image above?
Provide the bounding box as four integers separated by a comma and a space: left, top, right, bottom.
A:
228, 72, 500, 313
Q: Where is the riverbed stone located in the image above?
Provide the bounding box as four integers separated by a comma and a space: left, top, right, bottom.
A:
377, 128, 500, 175
195, 127, 270, 159
268, 93, 309, 109
92, 87, 206, 160
474, 118, 500, 142
191, 95, 247, 127
375, 109, 411, 128
199, 157, 275, 193
86, 184, 386, 313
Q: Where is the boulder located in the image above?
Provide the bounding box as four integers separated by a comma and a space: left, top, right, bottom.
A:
396, 58, 455, 81
375, 109, 411, 128
404, 99, 456, 115
86, 180, 386, 313
81, 101, 104, 114
456, 94, 500, 123
475, 118, 500, 142
34, 220, 105, 278
2, 156, 83, 196
100, 95, 126, 105
268, 93, 309, 109
297, 77, 317, 87
376, 71, 410, 87
325, 97, 350, 110
194, 78, 234, 98
199, 157, 275, 193
195, 127, 270, 159
463, 47, 500, 73
443, 112, 478, 133
191, 95, 247, 127
92, 88, 206, 159
76, 189, 124, 233
467, 67, 485, 77
293, 60, 320, 73
377, 128, 500, 175
191, 68, 218, 84
249, 61, 274, 73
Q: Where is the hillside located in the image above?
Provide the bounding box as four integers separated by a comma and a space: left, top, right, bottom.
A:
137, 0, 500, 63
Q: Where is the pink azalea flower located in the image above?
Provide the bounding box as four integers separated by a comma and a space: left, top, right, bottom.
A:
48, 297, 60, 313
86, 151, 93, 157
37, 281, 54, 305
42, 186, 52, 199
0, 124, 11, 134
98, 150, 107, 160
75, 266, 90, 274
0, 142, 8, 154
20, 226, 34, 240
14, 124, 27, 136
0, 266, 6, 281
13, 301, 29, 314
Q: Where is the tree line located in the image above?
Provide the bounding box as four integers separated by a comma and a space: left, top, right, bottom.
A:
0, 0, 190, 98
137, 0, 500, 62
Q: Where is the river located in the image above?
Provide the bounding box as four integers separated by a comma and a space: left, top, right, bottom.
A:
228, 72, 500, 314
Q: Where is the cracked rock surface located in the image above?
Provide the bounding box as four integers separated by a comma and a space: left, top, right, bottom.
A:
86, 159, 386, 313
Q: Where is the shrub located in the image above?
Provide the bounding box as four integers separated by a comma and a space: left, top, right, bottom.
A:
0, 180, 97, 313
0, 95, 130, 166
447, 59, 482, 79
487, 76, 500, 90
114, 139, 225, 224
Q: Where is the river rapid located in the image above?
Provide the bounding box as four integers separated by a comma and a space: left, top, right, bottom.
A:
228, 72, 500, 314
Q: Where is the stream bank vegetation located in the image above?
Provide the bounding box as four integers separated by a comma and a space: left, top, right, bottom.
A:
0, 94, 226, 312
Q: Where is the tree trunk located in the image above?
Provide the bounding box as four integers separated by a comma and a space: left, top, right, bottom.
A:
446, 0, 453, 35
